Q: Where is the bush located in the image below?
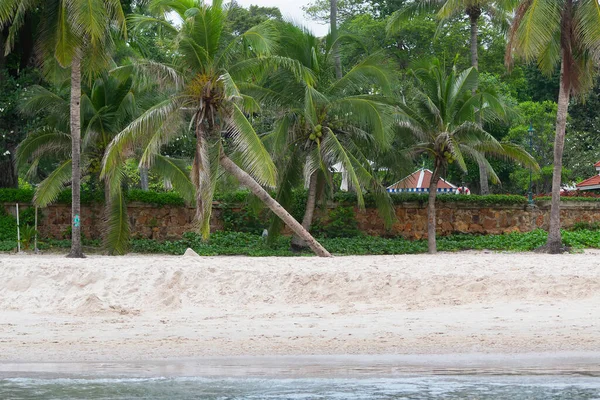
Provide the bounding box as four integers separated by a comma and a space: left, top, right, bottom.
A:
9, 228, 598, 256
126, 189, 187, 206
313, 206, 361, 238
0, 188, 34, 203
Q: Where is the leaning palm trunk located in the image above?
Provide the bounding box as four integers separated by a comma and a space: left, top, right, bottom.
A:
427, 162, 441, 254
67, 53, 84, 258
219, 155, 332, 257
291, 171, 319, 250
546, 60, 570, 253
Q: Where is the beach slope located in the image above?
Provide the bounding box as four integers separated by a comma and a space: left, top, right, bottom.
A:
0, 253, 599, 361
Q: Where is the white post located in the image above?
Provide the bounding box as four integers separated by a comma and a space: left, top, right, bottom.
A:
16, 203, 21, 253
34, 206, 39, 253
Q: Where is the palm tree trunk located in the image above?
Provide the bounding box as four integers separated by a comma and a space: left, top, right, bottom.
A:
546, 60, 570, 253
219, 154, 332, 257
67, 52, 84, 258
478, 159, 489, 195
427, 161, 441, 254
467, 8, 488, 195
192, 113, 213, 238
140, 167, 149, 190
0, 151, 17, 188
468, 11, 479, 70
330, 0, 342, 80
290, 170, 319, 250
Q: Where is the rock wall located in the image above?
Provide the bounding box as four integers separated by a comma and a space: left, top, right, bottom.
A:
3, 199, 600, 240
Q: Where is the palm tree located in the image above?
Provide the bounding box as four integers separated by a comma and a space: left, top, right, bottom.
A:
16, 71, 194, 254
387, 0, 517, 194
253, 23, 395, 250
102, 0, 332, 257
396, 61, 538, 253
0, 0, 126, 258
506, 0, 600, 253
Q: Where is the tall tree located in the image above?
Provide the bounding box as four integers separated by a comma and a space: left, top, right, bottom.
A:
396, 61, 537, 253
330, 0, 342, 79
103, 0, 332, 257
253, 23, 395, 250
0, 0, 126, 258
388, 0, 517, 194
506, 0, 600, 253
16, 70, 193, 254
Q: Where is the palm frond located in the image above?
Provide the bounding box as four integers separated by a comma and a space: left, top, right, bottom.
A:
327, 54, 392, 96
319, 130, 364, 208
102, 96, 187, 180
331, 96, 394, 148
33, 159, 72, 207
226, 103, 277, 187
104, 184, 130, 256
151, 155, 196, 204
16, 128, 71, 171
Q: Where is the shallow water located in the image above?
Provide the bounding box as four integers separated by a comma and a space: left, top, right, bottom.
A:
2, 355, 600, 399
2, 375, 600, 399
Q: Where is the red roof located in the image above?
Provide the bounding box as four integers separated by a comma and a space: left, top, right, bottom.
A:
594, 161, 600, 167
577, 175, 600, 188
388, 169, 455, 190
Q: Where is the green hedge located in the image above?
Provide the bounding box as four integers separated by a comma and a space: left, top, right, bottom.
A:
0, 188, 34, 203
6, 187, 600, 208
534, 196, 600, 203
6, 229, 598, 255
126, 189, 187, 206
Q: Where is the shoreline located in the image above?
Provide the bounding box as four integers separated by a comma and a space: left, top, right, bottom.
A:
1, 253, 599, 365
2, 352, 600, 378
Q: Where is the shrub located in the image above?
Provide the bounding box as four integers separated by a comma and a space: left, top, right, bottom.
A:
313, 206, 361, 238
126, 189, 187, 206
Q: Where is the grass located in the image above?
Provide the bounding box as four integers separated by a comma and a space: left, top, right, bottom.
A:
2, 229, 599, 256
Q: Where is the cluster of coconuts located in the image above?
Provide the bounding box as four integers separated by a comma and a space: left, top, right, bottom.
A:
309, 124, 324, 142
443, 150, 455, 164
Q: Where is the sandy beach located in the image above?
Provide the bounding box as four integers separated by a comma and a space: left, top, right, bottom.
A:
0, 252, 599, 363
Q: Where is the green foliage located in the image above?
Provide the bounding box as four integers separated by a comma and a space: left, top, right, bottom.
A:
10, 229, 600, 255
19, 224, 37, 250
570, 221, 600, 231
55, 188, 105, 205
0, 188, 34, 203
126, 189, 186, 207
0, 187, 188, 206
220, 203, 268, 234
0, 209, 17, 241
335, 191, 528, 206
313, 206, 361, 238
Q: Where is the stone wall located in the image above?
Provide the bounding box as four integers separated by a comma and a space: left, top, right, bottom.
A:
3, 199, 600, 240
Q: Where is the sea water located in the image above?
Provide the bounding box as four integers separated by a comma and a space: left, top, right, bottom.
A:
1, 356, 600, 399
2, 375, 600, 399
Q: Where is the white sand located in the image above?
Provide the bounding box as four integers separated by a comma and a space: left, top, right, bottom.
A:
0, 252, 599, 362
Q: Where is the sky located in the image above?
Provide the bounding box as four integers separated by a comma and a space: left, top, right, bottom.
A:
227, 0, 330, 36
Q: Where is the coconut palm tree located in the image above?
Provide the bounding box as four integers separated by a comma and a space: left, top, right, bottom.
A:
102, 0, 332, 257
387, 0, 518, 195
506, 0, 600, 253
0, 0, 126, 258
396, 61, 538, 253
251, 23, 395, 250
16, 71, 194, 254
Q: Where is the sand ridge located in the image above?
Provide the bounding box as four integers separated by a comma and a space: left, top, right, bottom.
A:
0, 253, 599, 361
